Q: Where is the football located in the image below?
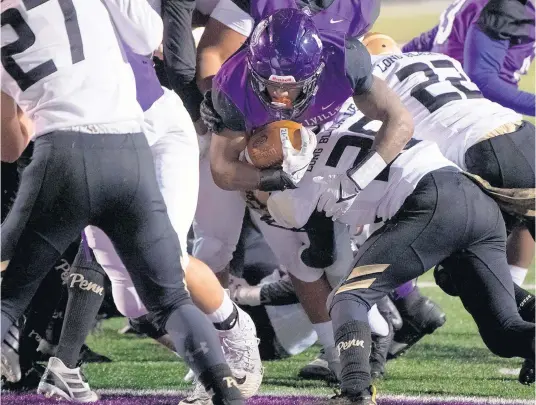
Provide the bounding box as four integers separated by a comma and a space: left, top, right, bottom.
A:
245, 120, 303, 169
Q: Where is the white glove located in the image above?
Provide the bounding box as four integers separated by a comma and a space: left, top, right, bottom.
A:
314, 173, 359, 221
281, 126, 317, 185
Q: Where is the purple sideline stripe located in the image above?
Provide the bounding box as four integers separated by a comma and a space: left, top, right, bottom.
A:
0, 394, 530, 405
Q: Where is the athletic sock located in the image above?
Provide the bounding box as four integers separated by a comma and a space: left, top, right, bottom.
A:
55, 242, 106, 368
335, 320, 372, 395
211, 293, 238, 331
515, 284, 535, 323
509, 265, 528, 286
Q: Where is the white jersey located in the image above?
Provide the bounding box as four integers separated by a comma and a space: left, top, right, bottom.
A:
210, 0, 254, 37
267, 106, 458, 229
0, 0, 161, 137
371, 52, 522, 170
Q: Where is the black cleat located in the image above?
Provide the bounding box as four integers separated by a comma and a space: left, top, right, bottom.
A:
1, 363, 45, 392
519, 359, 534, 385
388, 293, 446, 360
79, 344, 112, 363
329, 386, 377, 404
370, 322, 394, 380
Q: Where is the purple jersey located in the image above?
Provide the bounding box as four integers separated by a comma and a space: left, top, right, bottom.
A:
431, 0, 535, 85
123, 46, 164, 112
212, 34, 372, 132
246, 0, 379, 39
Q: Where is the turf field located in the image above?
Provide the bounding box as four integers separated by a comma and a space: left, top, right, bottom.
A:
7, 271, 532, 405
4, 3, 535, 405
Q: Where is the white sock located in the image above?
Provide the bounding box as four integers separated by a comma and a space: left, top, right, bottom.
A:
312, 321, 335, 349
207, 290, 235, 324
509, 265, 528, 286
368, 304, 389, 337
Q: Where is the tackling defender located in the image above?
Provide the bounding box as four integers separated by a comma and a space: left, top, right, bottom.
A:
267, 108, 536, 404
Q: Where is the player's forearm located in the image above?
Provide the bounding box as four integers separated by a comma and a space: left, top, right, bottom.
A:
354, 78, 414, 163
1, 94, 30, 163
402, 25, 438, 53
373, 108, 414, 163
210, 158, 261, 191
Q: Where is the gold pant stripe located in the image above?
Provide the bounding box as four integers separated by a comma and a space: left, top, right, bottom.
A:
336, 278, 377, 294
346, 264, 389, 281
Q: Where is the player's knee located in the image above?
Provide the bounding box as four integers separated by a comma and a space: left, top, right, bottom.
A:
480, 321, 535, 358
129, 314, 167, 340
192, 237, 237, 273
150, 294, 195, 331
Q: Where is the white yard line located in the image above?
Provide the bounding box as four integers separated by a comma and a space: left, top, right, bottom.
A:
96, 389, 534, 404
418, 281, 536, 290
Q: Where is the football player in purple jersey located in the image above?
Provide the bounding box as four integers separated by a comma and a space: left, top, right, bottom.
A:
403, 0, 535, 117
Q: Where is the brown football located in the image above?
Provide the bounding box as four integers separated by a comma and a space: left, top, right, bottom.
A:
246, 120, 303, 169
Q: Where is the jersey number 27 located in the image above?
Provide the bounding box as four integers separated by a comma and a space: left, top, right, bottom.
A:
1, 0, 84, 91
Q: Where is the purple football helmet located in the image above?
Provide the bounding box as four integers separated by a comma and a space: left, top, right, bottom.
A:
247, 8, 325, 120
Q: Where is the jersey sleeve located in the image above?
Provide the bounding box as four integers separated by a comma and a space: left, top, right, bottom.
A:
102, 0, 163, 55
345, 37, 374, 96
477, 0, 534, 41
210, 0, 254, 37
211, 87, 247, 132
464, 24, 535, 116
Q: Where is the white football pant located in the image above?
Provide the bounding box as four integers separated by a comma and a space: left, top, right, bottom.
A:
192, 144, 245, 273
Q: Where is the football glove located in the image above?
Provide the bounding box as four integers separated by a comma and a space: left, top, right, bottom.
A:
259, 168, 298, 192
281, 125, 317, 185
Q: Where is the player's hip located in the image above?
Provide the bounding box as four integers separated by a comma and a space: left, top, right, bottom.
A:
465, 120, 535, 189
143, 88, 197, 147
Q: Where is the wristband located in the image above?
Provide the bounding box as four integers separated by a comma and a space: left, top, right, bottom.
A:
259, 168, 296, 192
346, 151, 388, 190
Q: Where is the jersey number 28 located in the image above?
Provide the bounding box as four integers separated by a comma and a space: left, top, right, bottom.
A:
1, 0, 84, 91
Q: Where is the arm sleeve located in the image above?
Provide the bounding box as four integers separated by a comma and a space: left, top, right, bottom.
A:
102, 0, 163, 55
210, 0, 255, 36
211, 87, 247, 132
162, 0, 204, 121
401, 25, 439, 52
464, 24, 535, 116
345, 37, 374, 96
259, 276, 300, 306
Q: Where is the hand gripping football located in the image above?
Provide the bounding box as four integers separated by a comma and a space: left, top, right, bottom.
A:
245, 120, 303, 169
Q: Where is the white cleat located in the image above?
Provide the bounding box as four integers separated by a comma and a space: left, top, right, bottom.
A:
37, 357, 99, 402
184, 368, 195, 383
2, 325, 21, 383
178, 378, 213, 405
219, 304, 263, 399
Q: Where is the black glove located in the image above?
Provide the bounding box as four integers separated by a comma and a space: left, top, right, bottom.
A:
200, 90, 224, 133
259, 168, 297, 192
